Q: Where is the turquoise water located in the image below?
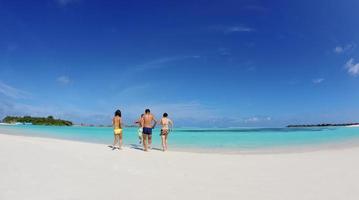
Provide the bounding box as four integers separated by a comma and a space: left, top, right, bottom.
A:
1, 125, 359, 152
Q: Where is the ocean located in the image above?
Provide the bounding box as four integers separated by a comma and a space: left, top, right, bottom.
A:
1, 125, 359, 153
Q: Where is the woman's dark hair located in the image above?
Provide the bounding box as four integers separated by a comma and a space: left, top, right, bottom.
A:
163, 113, 168, 117
145, 109, 150, 113
115, 110, 122, 117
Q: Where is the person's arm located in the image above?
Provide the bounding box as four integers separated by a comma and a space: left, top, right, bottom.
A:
169, 119, 174, 131
119, 117, 122, 129
140, 117, 144, 128
152, 115, 157, 129
139, 118, 143, 127
112, 118, 115, 128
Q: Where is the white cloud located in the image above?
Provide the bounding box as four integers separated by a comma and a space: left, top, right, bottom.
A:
218, 48, 231, 56
94, 100, 222, 127
334, 46, 344, 54
119, 55, 201, 80
135, 55, 200, 71
116, 84, 150, 99
245, 117, 259, 123
123, 101, 216, 120
334, 44, 356, 54
345, 58, 359, 76
0, 95, 274, 127
57, 76, 71, 85
211, 25, 254, 34
0, 99, 111, 125
244, 116, 271, 123
135, 56, 183, 71
225, 26, 254, 33
312, 78, 324, 84
0, 81, 30, 99
0, 102, 54, 118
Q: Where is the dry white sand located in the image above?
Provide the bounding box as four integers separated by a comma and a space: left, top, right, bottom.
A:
1, 133, 359, 200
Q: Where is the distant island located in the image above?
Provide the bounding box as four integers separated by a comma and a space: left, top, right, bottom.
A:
287, 123, 359, 128
2, 116, 73, 126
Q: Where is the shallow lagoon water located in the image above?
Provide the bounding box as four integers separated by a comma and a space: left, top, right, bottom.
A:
1, 125, 359, 152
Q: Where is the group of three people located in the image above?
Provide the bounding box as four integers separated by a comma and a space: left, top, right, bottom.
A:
112, 108, 173, 152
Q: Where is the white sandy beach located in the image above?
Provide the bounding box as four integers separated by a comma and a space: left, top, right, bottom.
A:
1, 133, 359, 200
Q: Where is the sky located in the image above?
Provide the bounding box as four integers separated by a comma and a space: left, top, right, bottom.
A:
1, 0, 359, 127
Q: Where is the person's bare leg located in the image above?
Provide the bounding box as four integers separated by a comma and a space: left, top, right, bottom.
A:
148, 134, 152, 149
119, 134, 123, 150
116, 135, 120, 148
161, 135, 166, 151
112, 134, 118, 149
142, 134, 148, 151
165, 134, 168, 151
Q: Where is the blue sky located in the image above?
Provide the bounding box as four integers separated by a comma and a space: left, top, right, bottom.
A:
1, 0, 359, 127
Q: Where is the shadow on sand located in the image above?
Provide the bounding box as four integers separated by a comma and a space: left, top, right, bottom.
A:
129, 144, 163, 152
107, 144, 162, 152
107, 145, 121, 150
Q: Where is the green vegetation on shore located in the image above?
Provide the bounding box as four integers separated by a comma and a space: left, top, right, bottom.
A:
2, 116, 73, 126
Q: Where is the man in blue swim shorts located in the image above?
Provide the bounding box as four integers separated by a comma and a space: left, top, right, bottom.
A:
143, 127, 152, 135
141, 109, 157, 151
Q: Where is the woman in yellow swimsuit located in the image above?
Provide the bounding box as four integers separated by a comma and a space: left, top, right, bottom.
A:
112, 109, 123, 150
160, 113, 173, 151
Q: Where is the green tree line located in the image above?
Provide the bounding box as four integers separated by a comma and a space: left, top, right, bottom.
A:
2, 116, 73, 126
